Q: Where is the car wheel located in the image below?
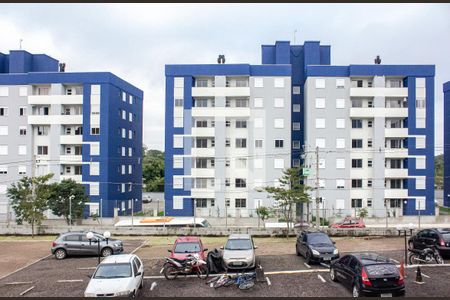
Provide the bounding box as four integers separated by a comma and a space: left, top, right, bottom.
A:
101, 247, 113, 257
330, 267, 338, 282
55, 248, 67, 260
352, 284, 360, 298
305, 251, 312, 264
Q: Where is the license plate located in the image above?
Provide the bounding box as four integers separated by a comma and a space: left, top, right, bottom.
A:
323, 257, 331, 261
234, 262, 243, 265
381, 293, 392, 297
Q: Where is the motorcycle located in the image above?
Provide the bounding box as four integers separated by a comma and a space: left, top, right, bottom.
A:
162, 253, 209, 280
408, 246, 444, 265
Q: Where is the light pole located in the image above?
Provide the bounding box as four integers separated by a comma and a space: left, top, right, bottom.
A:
131, 198, 138, 230
100, 198, 103, 226
193, 198, 196, 229
68, 195, 75, 228
86, 231, 101, 265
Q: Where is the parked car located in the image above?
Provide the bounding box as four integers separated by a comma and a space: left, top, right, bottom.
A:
329, 217, 365, 228
168, 236, 208, 261
221, 234, 257, 270
408, 228, 450, 257
296, 231, 339, 264
84, 254, 144, 297
51, 231, 123, 260
294, 221, 311, 228
330, 253, 405, 297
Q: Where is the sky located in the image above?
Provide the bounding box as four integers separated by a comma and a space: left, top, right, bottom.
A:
0, 3, 449, 154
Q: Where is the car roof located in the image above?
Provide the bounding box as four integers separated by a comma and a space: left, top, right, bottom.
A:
228, 234, 252, 239
101, 254, 136, 264
302, 230, 328, 235
350, 252, 392, 265
436, 228, 450, 233
175, 236, 201, 243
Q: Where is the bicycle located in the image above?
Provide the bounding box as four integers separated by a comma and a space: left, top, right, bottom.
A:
222, 272, 257, 290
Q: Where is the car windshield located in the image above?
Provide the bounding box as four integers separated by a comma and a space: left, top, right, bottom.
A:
201, 220, 211, 228
365, 264, 399, 276
441, 233, 450, 242
225, 239, 253, 250
174, 242, 201, 253
93, 263, 131, 279
308, 234, 332, 246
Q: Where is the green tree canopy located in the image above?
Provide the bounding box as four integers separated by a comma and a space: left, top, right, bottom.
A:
142, 147, 165, 192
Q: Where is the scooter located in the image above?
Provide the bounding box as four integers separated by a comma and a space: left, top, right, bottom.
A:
408, 246, 444, 265
162, 253, 209, 280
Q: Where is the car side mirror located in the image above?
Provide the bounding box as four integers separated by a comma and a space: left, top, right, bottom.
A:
203, 248, 208, 252
220, 246, 224, 250
168, 249, 172, 253
332, 241, 336, 244
135, 272, 141, 277
86, 274, 92, 279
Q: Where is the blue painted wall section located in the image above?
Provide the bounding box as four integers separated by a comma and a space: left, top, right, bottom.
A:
444, 82, 450, 207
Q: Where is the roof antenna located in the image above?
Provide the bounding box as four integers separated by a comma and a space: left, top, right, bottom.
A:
374, 55, 381, 65
293, 29, 297, 44
19, 39, 23, 50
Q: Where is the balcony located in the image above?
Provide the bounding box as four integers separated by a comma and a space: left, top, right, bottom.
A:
28, 94, 83, 105
192, 107, 251, 118
385, 168, 408, 178
60, 155, 82, 164
350, 87, 408, 98
385, 128, 408, 138
191, 189, 215, 199
384, 149, 408, 158
190, 148, 215, 157
191, 168, 215, 178
60, 135, 83, 144
28, 114, 83, 125
60, 174, 82, 182
385, 189, 408, 199
349, 108, 408, 118
191, 127, 215, 137
192, 87, 250, 98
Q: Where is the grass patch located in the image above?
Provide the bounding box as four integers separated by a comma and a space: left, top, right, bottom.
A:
439, 206, 450, 215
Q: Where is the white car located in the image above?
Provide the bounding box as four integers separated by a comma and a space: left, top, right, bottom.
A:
84, 254, 144, 297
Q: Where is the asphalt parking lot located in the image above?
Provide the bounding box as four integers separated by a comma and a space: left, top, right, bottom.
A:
0, 237, 449, 297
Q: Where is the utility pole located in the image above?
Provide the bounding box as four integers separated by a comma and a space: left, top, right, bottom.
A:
315, 146, 320, 229
131, 198, 134, 230
193, 198, 196, 229
100, 198, 103, 226
385, 199, 389, 229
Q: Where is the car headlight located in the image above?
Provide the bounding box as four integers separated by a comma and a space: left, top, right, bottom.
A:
84, 293, 96, 297
333, 249, 339, 255
115, 290, 132, 297
114, 243, 121, 247
311, 249, 320, 256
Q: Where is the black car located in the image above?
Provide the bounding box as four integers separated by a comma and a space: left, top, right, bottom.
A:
330, 253, 405, 297
295, 231, 339, 264
408, 228, 450, 257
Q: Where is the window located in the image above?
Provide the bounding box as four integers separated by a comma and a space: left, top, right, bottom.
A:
293, 122, 301, 131
128, 165, 133, 174
0, 146, 7, 155
319, 159, 326, 169
91, 127, 100, 135
235, 178, 247, 188
336, 119, 345, 129
352, 119, 363, 128
416, 177, 426, 190
37, 126, 49, 136
315, 98, 326, 109
416, 118, 426, 128
315, 118, 326, 129
368, 120, 373, 128
336, 138, 345, 149
254, 118, 263, 128
274, 158, 284, 169
195, 158, 207, 168
90, 162, 100, 176
174, 99, 183, 107
274, 98, 284, 108
351, 199, 363, 208
173, 136, 183, 148
225, 138, 231, 147
235, 198, 247, 208
236, 99, 249, 107
352, 139, 363, 148
352, 179, 362, 188
390, 159, 402, 169
173, 156, 183, 169
293, 159, 300, 167
37, 146, 48, 155
416, 157, 426, 169
275, 139, 284, 148
225, 179, 230, 187
0, 107, 8, 116
336, 179, 345, 189
225, 159, 230, 167
19, 107, 27, 116
0, 87, 8, 97
236, 158, 247, 169
352, 99, 363, 107
367, 139, 373, 148
195, 99, 208, 107
196, 138, 208, 148
368, 159, 373, 167
416, 136, 426, 149
122, 92, 127, 102
19, 87, 27, 97
173, 176, 184, 189
255, 139, 263, 148
90, 143, 100, 156
254, 78, 263, 88
352, 159, 362, 168
293, 140, 301, 149
390, 199, 402, 208
336, 158, 345, 169
195, 198, 207, 208
274, 119, 284, 128
225, 120, 231, 127
274, 78, 285, 88
225, 99, 231, 107
390, 179, 402, 189
18, 166, 26, 175
129, 130, 132, 139
235, 138, 247, 148
367, 180, 372, 187
336, 99, 345, 109
336, 79, 345, 88
254, 98, 263, 108
293, 86, 301, 94
316, 138, 326, 148
0, 166, 7, 174
293, 104, 301, 112
0, 126, 7, 136
236, 120, 247, 128
315, 78, 325, 89
416, 99, 426, 108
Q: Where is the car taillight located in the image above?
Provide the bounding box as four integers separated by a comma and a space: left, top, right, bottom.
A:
52, 241, 57, 247
397, 273, 404, 285
361, 268, 372, 286
440, 239, 445, 247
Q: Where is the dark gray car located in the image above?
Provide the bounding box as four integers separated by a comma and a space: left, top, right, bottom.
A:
51, 231, 123, 260
296, 231, 339, 264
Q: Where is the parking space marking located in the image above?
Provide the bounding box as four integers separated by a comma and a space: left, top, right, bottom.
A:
0, 254, 52, 281
131, 239, 151, 254
57, 279, 84, 283
19, 286, 35, 296
77, 267, 96, 270
304, 263, 311, 269
415, 270, 430, 278
150, 282, 157, 291
266, 277, 271, 286
391, 259, 400, 264
317, 275, 326, 283
5, 281, 34, 285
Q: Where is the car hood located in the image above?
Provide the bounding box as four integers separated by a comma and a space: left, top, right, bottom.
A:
222, 249, 254, 260
85, 278, 132, 295
309, 245, 336, 253
171, 252, 205, 260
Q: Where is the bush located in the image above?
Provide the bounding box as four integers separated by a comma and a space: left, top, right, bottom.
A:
311, 216, 329, 226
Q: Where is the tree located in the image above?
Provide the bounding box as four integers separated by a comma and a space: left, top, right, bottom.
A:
7, 174, 54, 237
48, 179, 90, 225
258, 167, 311, 238
256, 206, 271, 228
357, 208, 368, 219
142, 147, 165, 192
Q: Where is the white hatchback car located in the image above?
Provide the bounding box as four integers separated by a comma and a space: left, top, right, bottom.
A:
84, 254, 144, 297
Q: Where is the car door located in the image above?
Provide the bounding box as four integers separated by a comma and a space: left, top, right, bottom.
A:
340, 256, 356, 287
300, 233, 308, 256
416, 230, 430, 250
427, 231, 440, 248
296, 234, 303, 255
63, 234, 81, 254
132, 258, 141, 291
334, 255, 351, 282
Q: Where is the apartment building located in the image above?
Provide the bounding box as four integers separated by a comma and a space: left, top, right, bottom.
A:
444, 81, 450, 207
303, 65, 435, 217
165, 64, 291, 217
0, 50, 143, 220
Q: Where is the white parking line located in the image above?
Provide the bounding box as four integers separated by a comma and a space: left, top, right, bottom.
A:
304, 263, 311, 269
19, 286, 35, 296
5, 281, 34, 285
77, 267, 96, 270
317, 275, 326, 283
391, 259, 400, 264
150, 282, 157, 291
415, 270, 430, 278
131, 239, 151, 254
0, 254, 51, 281
57, 279, 84, 283
266, 277, 271, 286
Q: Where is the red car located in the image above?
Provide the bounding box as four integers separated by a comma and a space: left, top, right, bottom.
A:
168, 236, 208, 261
329, 217, 365, 228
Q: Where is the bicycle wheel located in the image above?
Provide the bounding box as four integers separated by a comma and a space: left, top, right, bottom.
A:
239, 280, 255, 290
213, 276, 230, 289
223, 277, 236, 287
206, 275, 221, 285
196, 264, 210, 280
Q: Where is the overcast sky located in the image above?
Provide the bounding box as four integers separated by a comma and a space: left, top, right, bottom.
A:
0, 4, 449, 154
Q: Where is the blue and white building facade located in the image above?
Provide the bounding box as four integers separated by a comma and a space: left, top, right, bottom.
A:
0, 50, 143, 220
444, 81, 450, 208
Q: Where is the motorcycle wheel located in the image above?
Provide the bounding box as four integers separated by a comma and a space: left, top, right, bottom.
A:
435, 254, 444, 264
196, 264, 210, 280
163, 265, 178, 280
409, 253, 421, 265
